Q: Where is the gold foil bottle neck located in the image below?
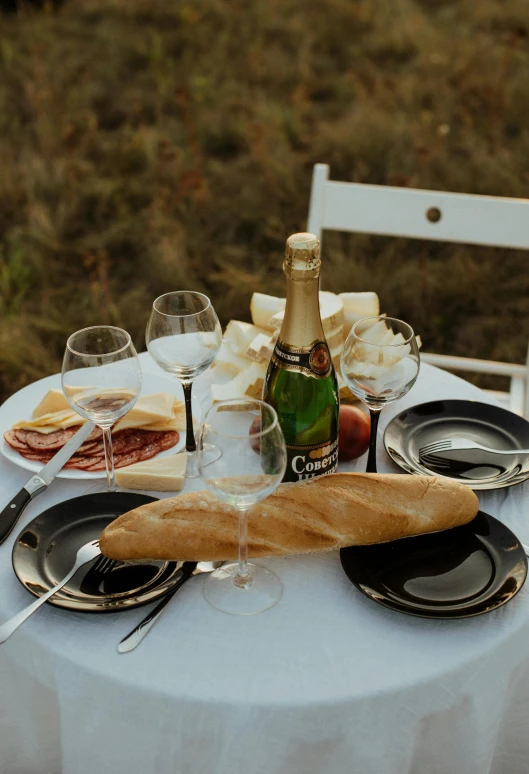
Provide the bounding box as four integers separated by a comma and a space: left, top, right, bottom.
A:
284, 232, 321, 279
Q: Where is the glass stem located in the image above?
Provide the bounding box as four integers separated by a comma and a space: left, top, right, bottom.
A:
233, 507, 252, 589
102, 425, 116, 491
366, 408, 382, 474
182, 381, 195, 452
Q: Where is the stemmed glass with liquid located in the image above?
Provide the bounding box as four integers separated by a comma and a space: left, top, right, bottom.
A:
61, 326, 142, 492
198, 399, 287, 615
341, 316, 420, 473
146, 291, 223, 479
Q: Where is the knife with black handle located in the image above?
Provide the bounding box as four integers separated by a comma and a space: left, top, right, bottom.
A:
0, 421, 95, 543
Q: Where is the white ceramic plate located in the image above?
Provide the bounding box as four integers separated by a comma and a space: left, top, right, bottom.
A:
0, 370, 188, 479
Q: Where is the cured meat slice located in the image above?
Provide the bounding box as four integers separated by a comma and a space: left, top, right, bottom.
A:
22, 452, 55, 462
15, 429, 31, 445
137, 440, 164, 462
3, 430, 30, 452
26, 429, 76, 451
159, 431, 179, 450
114, 450, 142, 468
86, 427, 103, 442
64, 456, 100, 470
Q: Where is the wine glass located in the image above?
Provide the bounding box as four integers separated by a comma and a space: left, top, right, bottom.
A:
62, 326, 142, 492
341, 316, 420, 473
146, 291, 222, 479
198, 398, 287, 615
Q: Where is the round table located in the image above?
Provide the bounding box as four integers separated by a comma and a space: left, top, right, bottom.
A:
0, 359, 528, 774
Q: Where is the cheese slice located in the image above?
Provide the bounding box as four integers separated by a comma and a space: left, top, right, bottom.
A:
115, 453, 186, 492
32, 387, 85, 418
340, 292, 380, 336
250, 294, 286, 331
14, 392, 186, 434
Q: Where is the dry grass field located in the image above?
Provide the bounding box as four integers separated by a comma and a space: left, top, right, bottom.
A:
0, 0, 528, 400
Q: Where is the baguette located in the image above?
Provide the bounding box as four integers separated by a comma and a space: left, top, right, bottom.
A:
99, 473, 479, 561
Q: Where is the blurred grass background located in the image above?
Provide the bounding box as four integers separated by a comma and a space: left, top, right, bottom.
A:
0, 0, 528, 401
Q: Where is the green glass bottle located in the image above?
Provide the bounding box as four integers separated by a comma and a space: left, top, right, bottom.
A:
263, 232, 339, 482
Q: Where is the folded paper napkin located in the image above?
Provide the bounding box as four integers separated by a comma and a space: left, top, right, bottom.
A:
11, 389, 186, 434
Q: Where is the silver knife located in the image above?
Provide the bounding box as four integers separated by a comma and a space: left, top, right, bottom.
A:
0, 421, 95, 543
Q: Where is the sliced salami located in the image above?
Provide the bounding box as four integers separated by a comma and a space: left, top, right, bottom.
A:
86, 427, 103, 442
138, 440, 164, 462
3, 430, 30, 452
114, 449, 142, 468
15, 429, 31, 445
159, 431, 179, 450
26, 429, 76, 451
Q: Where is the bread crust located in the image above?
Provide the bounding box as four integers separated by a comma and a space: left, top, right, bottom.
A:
99, 473, 479, 561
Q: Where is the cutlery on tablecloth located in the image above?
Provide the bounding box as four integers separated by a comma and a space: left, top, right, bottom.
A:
0, 421, 96, 544
0, 539, 101, 644
419, 437, 529, 459
118, 561, 224, 653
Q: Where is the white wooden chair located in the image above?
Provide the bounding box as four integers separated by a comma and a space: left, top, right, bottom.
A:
307, 163, 529, 417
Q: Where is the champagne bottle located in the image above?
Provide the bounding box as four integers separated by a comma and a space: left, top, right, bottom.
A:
263, 232, 339, 482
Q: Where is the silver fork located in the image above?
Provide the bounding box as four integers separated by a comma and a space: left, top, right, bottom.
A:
419, 438, 529, 459
80, 553, 117, 595
0, 539, 101, 644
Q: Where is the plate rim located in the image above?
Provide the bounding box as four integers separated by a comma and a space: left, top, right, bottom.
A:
383, 398, 529, 490
0, 369, 186, 480
340, 510, 528, 619
11, 491, 185, 613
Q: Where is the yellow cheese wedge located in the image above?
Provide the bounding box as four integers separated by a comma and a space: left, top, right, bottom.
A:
115, 453, 186, 492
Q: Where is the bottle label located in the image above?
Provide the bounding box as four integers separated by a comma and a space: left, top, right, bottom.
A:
283, 435, 339, 482
272, 340, 332, 379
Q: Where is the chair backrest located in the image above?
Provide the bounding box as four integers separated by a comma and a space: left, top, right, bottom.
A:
307, 163, 529, 249
307, 163, 529, 417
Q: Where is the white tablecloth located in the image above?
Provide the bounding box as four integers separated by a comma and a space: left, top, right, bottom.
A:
1, 357, 529, 774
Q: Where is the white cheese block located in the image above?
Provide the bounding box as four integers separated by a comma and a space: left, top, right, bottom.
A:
326, 325, 344, 350
115, 453, 186, 492
211, 362, 267, 402
224, 320, 268, 357
245, 333, 275, 363
268, 291, 344, 334
250, 293, 286, 331
340, 292, 380, 336
213, 339, 249, 376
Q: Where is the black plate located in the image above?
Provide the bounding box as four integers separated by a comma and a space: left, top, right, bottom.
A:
384, 399, 529, 489
12, 493, 185, 612
340, 511, 527, 619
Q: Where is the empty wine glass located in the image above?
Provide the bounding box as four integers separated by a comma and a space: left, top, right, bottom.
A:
62, 326, 142, 492
198, 398, 287, 615
341, 316, 420, 473
146, 291, 223, 479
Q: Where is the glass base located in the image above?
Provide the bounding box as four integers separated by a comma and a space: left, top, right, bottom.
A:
186, 444, 222, 478
203, 562, 282, 615
82, 482, 137, 496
